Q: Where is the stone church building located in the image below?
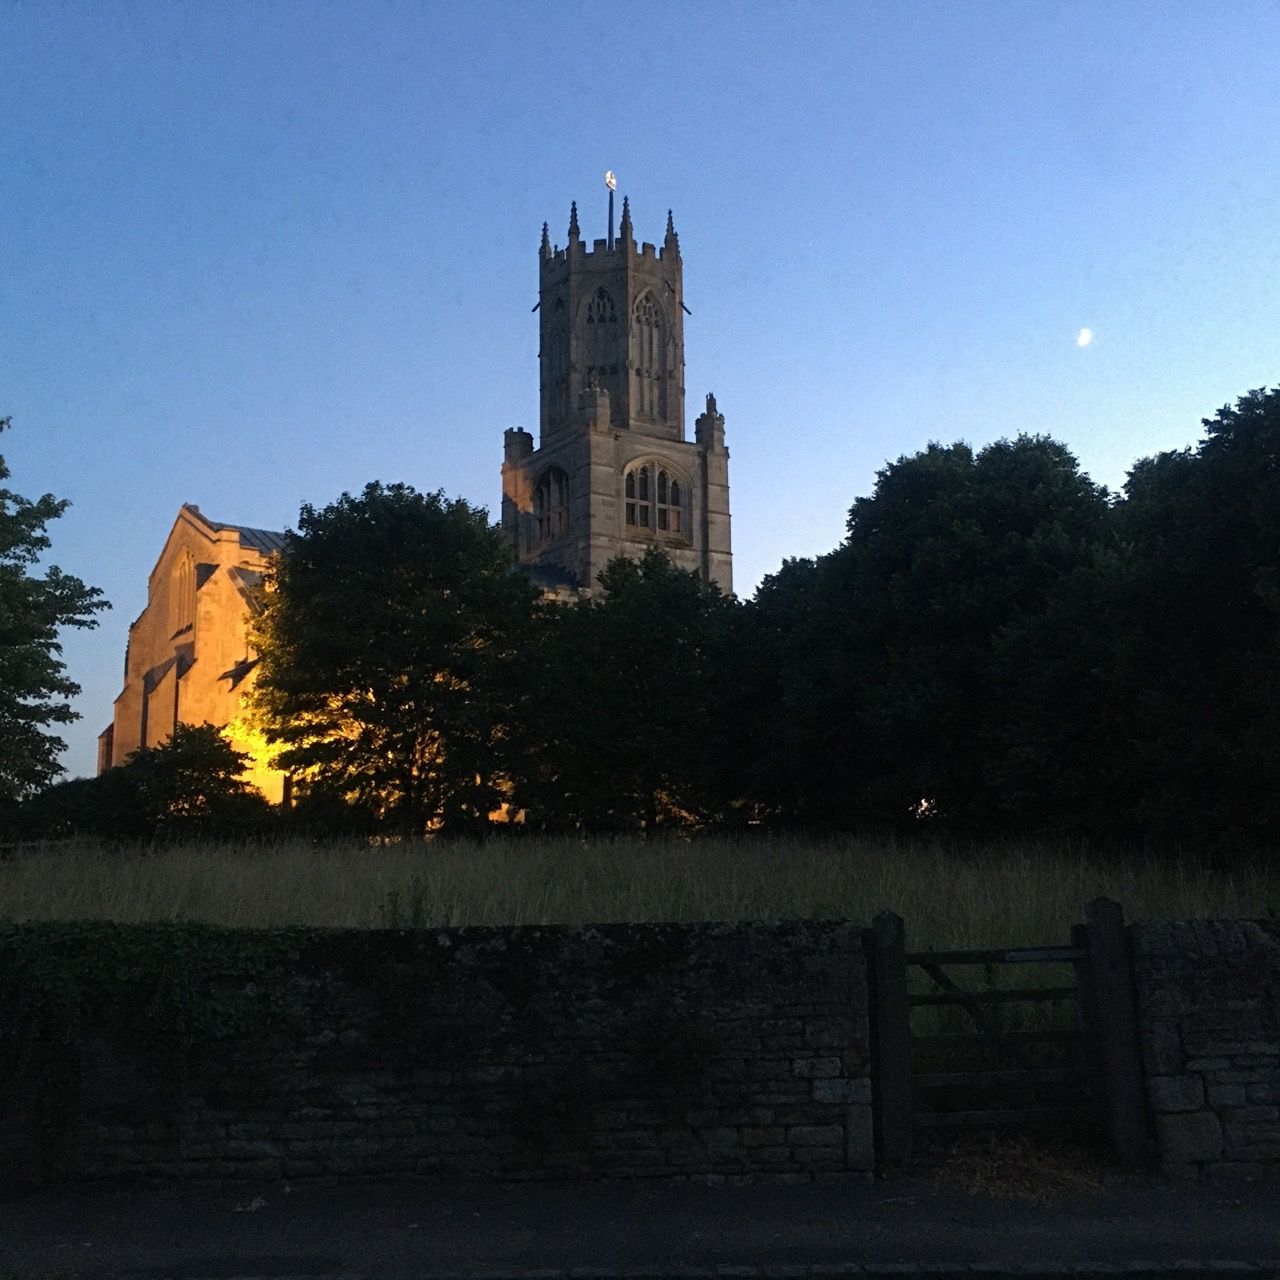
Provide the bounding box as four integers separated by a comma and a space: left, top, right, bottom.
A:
502, 199, 731, 595
96, 503, 287, 801
99, 193, 732, 794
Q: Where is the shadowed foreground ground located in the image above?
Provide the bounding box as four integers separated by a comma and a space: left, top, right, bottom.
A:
2, 1172, 1278, 1279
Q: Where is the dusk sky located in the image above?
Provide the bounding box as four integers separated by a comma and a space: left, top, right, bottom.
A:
4, 2, 1279, 780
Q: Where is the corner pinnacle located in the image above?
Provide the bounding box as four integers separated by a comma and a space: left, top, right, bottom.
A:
568, 201, 580, 240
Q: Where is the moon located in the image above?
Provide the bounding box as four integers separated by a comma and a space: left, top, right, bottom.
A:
1076, 327, 1094, 348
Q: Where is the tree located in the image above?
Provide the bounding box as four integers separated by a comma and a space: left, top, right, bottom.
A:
753, 435, 1114, 835
1108, 385, 1280, 848
18, 723, 274, 840
248, 483, 537, 837
737, 556, 839, 827
0, 417, 107, 806
517, 548, 741, 832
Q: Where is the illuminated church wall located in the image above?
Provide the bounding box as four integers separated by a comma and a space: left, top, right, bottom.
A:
98, 503, 286, 803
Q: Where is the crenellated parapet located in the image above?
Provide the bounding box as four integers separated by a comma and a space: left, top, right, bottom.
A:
540, 201, 683, 270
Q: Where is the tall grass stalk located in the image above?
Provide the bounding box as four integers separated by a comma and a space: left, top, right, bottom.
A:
1, 836, 1275, 948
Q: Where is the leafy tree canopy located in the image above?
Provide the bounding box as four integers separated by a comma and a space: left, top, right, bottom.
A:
750, 435, 1113, 834
0, 417, 107, 805
517, 548, 740, 832
249, 483, 536, 837
1110, 385, 1280, 846
17, 723, 273, 841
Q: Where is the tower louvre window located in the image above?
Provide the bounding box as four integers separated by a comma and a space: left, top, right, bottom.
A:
630, 292, 667, 420
624, 464, 684, 536
583, 288, 621, 411
542, 293, 569, 424
534, 467, 570, 546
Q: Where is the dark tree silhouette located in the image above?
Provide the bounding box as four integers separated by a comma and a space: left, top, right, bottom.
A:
0, 417, 107, 806
249, 483, 536, 837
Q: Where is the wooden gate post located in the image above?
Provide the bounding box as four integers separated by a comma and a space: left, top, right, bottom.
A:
870, 910, 913, 1165
1083, 897, 1151, 1171
1071, 921, 1106, 1143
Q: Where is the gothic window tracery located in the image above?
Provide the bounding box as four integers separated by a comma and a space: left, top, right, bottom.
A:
534, 467, 570, 547
585, 287, 617, 325
543, 295, 569, 423
169, 551, 195, 638
630, 292, 667, 420
583, 289, 621, 412
624, 463, 684, 535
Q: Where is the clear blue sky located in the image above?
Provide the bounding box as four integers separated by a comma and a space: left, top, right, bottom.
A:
4, 1, 1278, 780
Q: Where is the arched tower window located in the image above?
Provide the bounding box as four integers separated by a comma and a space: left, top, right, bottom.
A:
624, 463, 684, 535
630, 292, 668, 421
534, 467, 570, 546
169, 551, 195, 638
583, 287, 618, 366
541, 294, 568, 425
583, 287, 621, 415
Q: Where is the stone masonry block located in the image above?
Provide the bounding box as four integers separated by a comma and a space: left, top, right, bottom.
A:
746, 1059, 793, 1082
1156, 1110, 1223, 1163
812, 1078, 863, 1105
741, 1127, 785, 1147
788, 1124, 843, 1147
773, 1104, 840, 1126
804, 1019, 857, 1049
698, 1127, 741, 1148
1148, 1075, 1205, 1112
792, 1057, 842, 1079
1141, 1021, 1185, 1075
791, 1146, 844, 1168
757, 1085, 812, 1104
1228, 1143, 1280, 1161
1208, 1085, 1247, 1107
1223, 1105, 1279, 1123
706, 1059, 747, 1082
752, 1146, 795, 1165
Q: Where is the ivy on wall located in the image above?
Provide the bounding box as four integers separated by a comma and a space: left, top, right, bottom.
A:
0, 922, 300, 1114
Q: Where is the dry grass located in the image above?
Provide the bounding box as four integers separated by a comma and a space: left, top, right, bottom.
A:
0, 834, 1275, 947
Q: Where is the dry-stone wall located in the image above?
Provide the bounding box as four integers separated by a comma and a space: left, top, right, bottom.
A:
1132, 919, 1280, 1179
3, 920, 871, 1189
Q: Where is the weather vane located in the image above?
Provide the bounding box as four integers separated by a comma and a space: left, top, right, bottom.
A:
605, 170, 617, 250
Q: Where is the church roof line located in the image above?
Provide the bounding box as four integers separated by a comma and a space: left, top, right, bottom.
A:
181, 503, 286, 555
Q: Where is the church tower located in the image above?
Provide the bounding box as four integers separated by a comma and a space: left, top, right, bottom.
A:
501, 193, 731, 595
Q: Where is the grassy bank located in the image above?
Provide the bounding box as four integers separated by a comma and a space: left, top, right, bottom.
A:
1, 836, 1274, 947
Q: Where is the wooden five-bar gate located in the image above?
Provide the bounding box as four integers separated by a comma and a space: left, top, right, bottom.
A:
869, 897, 1150, 1170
